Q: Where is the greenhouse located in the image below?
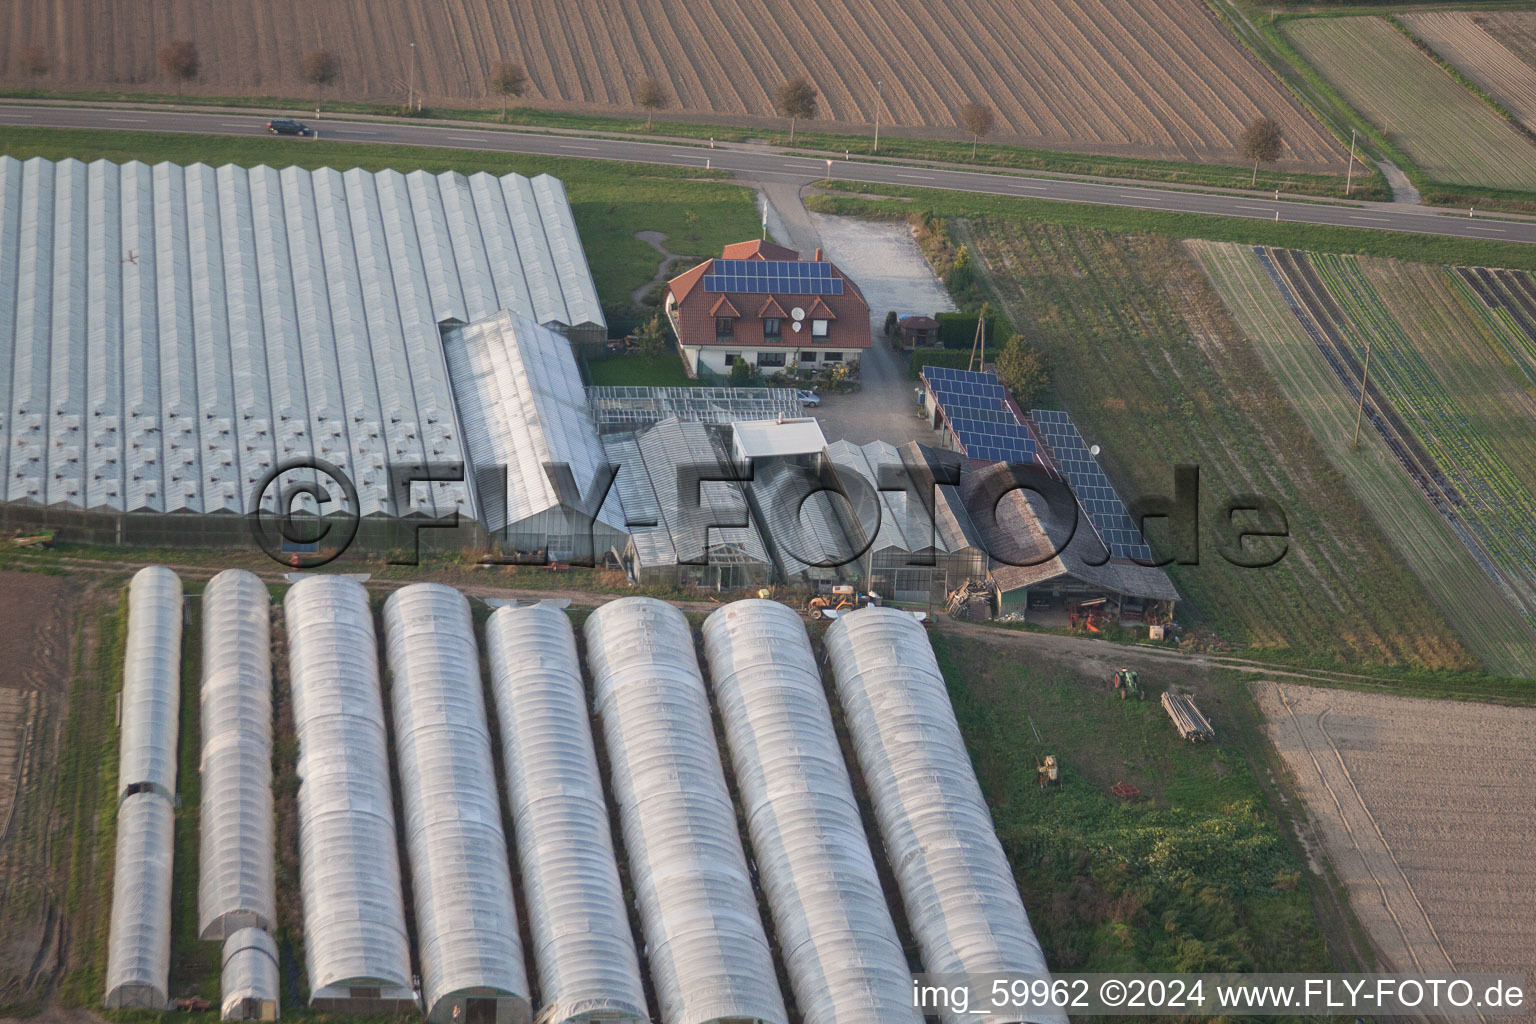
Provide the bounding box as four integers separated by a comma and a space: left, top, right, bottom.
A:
584, 598, 787, 1024
382, 585, 531, 1024
824, 607, 1063, 1024
485, 602, 648, 1024
117, 565, 183, 801
701, 600, 921, 1024
284, 576, 415, 1011
104, 790, 175, 1009
198, 568, 275, 941
220, 928, 280, 1022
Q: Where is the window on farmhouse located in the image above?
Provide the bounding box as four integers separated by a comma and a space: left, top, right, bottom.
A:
763, 317, 782, 338
823, 351, 844, 363
799, 350, 818, 363
716, 316, 735, 338
812, 319, 829, 337
758, 351, 786, 367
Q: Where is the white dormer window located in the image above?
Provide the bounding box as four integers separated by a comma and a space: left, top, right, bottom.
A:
812, 319, 829, 337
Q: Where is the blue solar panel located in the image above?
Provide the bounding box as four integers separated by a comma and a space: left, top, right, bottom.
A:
702, 259, 845, 295
1028, 409, 1153, 561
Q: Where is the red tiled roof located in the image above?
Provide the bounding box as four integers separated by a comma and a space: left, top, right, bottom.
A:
807, 296, 836, 320
721, 238, 799, 260
709, 294, 741, 317
757, 296, 789, 319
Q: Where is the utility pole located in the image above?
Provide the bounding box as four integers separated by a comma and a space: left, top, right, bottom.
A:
873, 78, 882, 154
1351, 335, 1373, 449
407, 41, 416, 112
1345, 127, 1356, 196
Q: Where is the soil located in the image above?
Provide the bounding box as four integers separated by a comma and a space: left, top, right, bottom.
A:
1255, 681, 1536, 1017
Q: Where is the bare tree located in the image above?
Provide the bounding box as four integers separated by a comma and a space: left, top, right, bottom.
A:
303, 49, 339, 114
157, 39, 199, 95
488, 60, 527, 122
634, 75, 666, 130
774, 76, 818, 144
19, 43, 48, 78
959, 100, 995, 158
1239, 115, 1284, 186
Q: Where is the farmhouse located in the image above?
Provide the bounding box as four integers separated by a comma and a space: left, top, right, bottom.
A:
664, 239, 871, 379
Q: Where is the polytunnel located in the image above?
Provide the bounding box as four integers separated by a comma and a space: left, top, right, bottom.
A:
118, 565, 183, 800
221, 927, 280, 1021
484, 602, 649, 1024
283, 575, 415, 1011
104, 791, 175, 1009
198, 569, 275, 941
584, 597, 788, 1024
823, 607, 1064, 1024
381, 584, 531, 1024
701, 600, 922, 1024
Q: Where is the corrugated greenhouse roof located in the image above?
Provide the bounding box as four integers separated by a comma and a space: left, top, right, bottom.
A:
442, 310, 623, 535
0, 155, 603, 521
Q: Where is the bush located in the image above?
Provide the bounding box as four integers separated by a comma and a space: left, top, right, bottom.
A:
883, 309, 898, 336
944, 243, 976, 293
936, 310, 1005, 349
729, 358, 756, 384
996, 335, 1049, 404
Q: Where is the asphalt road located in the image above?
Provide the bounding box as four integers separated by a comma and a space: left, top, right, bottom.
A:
2, 103, 1532, 245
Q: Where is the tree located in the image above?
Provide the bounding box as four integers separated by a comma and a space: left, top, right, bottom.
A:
19, 43, 48, 78
774, 76, 818, 144
633, 76, 666, 130
302, 49, 339, 114
1238, 115, 1284, 186
488, 61, 527, 122
157, 39, 199, 94
996, 335, 1049, 405
958, 100, 995, 158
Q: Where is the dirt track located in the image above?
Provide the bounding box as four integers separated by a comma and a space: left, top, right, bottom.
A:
1256, 682, 1536, 1015
0, 0, 1344, 171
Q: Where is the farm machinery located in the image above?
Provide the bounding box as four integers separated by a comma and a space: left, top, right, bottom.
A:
1112, 668, 1144, 700
1036, 755, 1060, 789
1067, 597, 1110, 632
807, 585, 882, 620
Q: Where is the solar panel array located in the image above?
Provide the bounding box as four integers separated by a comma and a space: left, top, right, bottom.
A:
922, 367, 1035, 463
702, 259, 844, 295
1030, 410, 1153, 562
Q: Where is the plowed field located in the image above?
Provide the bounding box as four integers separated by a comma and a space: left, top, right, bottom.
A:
0, 0, 1345, 170
1256, 683, 1536, 992
1401, 11, 1536, 133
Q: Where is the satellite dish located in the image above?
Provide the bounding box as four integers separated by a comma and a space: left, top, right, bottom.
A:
791, 307, 806, 321
792, 321, 802, 332
1090, 444, 1101, 457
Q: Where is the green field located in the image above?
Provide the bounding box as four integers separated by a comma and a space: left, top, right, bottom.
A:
1284, 17, 1536, 191
584, 353, 698, 388
0, 127, 759, 316
935, 632, 1337, 973
1192, 241, 1536, 678
953, 217, 1476, 671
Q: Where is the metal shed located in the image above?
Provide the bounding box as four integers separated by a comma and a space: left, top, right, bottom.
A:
118, 565, 183, 801
220, 927, 280, 1021
382, 584, 531, 1024
198, 568, 275, 941
283, 575, 415, 1011
584, 597, 787, 1024
485, 602, 648, 1024
701, 600, 920, 1024
823, 607, 1063, 1024
104, 790, 175, 1009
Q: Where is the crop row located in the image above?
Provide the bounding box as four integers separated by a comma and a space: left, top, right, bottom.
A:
1260, 248, 1536, 620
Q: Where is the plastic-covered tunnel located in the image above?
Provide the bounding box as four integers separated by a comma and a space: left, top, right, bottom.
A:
824, 607, 1064, 1024
485, 602, 648, 1024
702, 599, 921, 1024
585, 597, 787, 1024
284, 575, 415, 1011
383, 584, 531, 1024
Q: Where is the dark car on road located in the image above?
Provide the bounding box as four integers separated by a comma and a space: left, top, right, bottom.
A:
267, 118, 312, 137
